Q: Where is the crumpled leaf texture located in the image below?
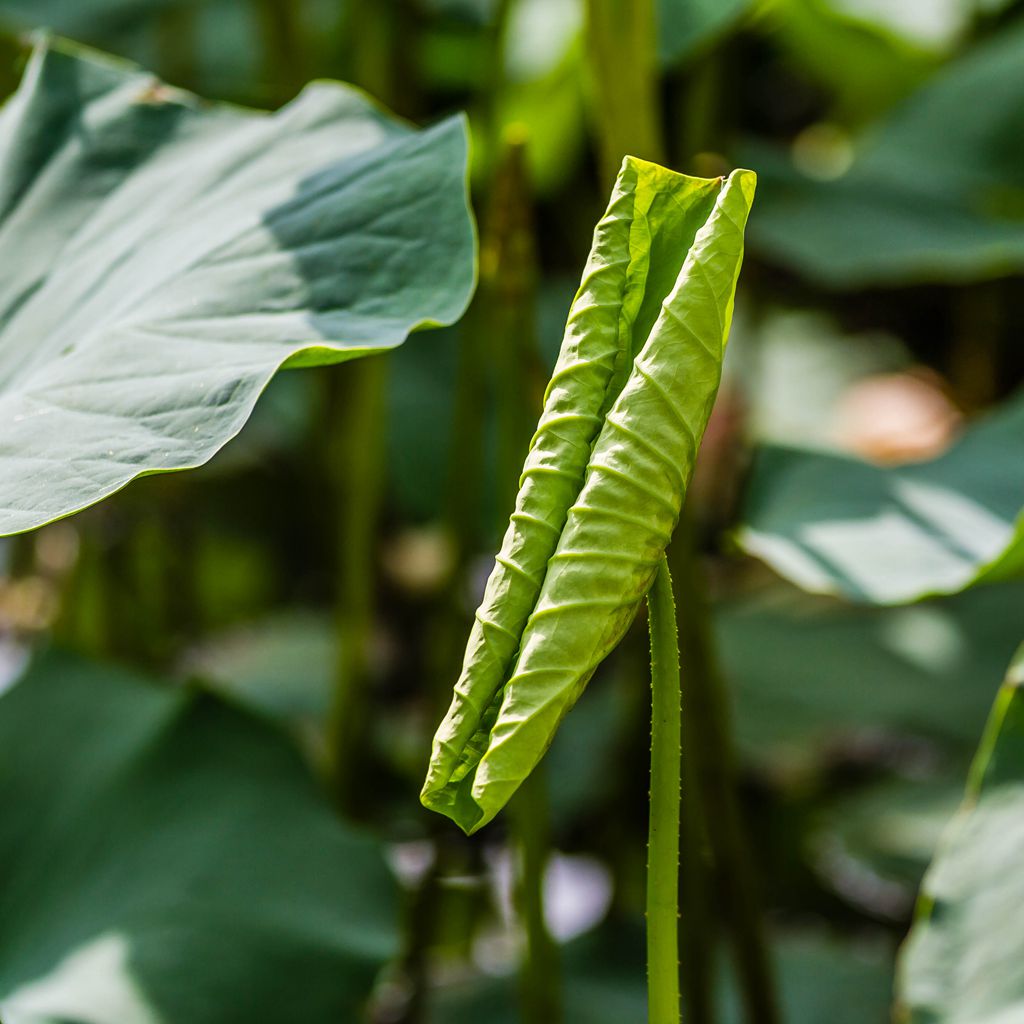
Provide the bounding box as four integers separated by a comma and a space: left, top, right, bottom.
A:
0, 38, 474, 535
423, 158, 755, 833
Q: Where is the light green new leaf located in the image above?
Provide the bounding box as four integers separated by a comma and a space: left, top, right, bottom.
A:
422, 158, 755, 834
738, 393, 1024, 605
745, 17, 1024, 287
0, 38, 475, 536
0, 650, 397, 1024
896, 644, 1024, 1024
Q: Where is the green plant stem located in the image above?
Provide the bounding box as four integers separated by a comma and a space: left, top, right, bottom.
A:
7, 530, 34, 578
950, 282, 1002, 411
510, 769, 562, 1024
647, 555, 681, 1024
155, 4, 198, 90
479, 0, 515, 150
343, 0, 419, 118
487, 134, 560, 1024
668, 515, 780, 1024
585, 0, 665, 185
255, 0, 306, 103
325, 355, 388, 814
678, 639, 716, 1024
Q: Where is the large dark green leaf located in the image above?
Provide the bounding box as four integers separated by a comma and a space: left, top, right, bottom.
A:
431, 920, 892, 1024
719, 580, 1024, 769
737, 394, 1024, 604
0, 0, 187, 35
719, 578, 1024, 907
758, 0, 939, 122
745, 18, 1024, 286
896, 644, 1024, 1024
0, 38, 474, 536
0, 649, 397, 1024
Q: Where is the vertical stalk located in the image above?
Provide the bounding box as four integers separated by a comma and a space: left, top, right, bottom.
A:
678, 49, 727, 176
343, 0, 420, 119
949, 282, 1002, 411
255, 0, 307, 103
668, 514, 780, 1024
486, 132, 561, 1024
585, 0, 665, 184
678, 640, 716, 1024
53, 522, 111, 660
647, 556, 681, 1024
510, 770, 562, 1024
324, 355, 388, 815
321, 0, 400, 815
155, 4, 199, 90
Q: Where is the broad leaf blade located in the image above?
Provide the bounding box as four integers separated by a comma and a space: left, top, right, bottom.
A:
718, 581, 1024, 771
0, 650, 397, 1024
737, 394, 1024, 604
0, 38, 475, 536
423, 161, 755, 833
896, 644, 1024, 1024
746, 18, 1024, 287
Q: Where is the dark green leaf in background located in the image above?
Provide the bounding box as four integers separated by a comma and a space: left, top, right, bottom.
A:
897, 644, 1024, 1024
0, 650, 397, 1024
0, 38, 474, 536
757, 0, 939, 123
0, 0, 189, 37
430, 920, 892, 1024
746, 17, 1024, 286
720, 580, 1024, 769
737, 394, 1024, 604
657, 0, 750, 65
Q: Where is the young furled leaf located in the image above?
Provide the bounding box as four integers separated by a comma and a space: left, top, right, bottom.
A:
422, 158, 755, 834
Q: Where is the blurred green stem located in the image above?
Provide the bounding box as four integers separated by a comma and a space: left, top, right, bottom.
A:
585, 0, 665, 184
487, 133, 561, 1024
255, 0, 307, 103
678, 597, 716, 1024
156, 4, 198, 89
950, 283, 1002, 411
344, 0, 419, 118
669, 514, 779, 1024
325, 355, 388, 814
511, 770, 562, 1024
322, 0, 400, 818
647, 556, 682, 1024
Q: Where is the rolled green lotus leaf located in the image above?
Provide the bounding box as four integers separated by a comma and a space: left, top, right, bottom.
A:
422, 158, 755, 833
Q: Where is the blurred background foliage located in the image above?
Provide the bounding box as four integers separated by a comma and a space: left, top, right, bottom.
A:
0, 0, 1022, 1022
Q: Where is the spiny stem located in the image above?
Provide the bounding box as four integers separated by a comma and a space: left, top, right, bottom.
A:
669, 515, 780, 1024
647, 556, 681, 1024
